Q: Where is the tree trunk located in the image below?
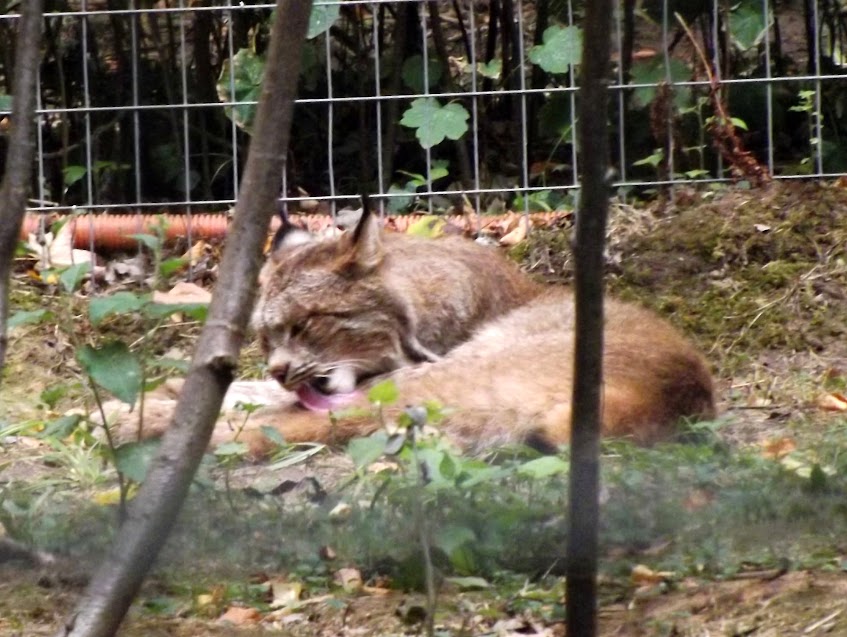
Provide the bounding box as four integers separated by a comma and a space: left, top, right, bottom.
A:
566, 0, 612, 636
0, 1, 43, 383
53, 1, 314, 636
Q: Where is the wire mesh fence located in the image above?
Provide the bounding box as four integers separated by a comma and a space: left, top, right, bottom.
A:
2, 0, 845, 230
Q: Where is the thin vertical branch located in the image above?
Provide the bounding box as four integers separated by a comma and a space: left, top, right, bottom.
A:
566, 0, 612, 635
0, 1, 44, 380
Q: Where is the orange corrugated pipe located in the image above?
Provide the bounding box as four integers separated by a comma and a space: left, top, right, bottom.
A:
19, 210, 569, 251
19, 213, 278, 251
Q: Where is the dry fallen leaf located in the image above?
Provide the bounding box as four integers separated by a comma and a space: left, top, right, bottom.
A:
334, 567, 363, 593
152, 281, 212, 305
500, 215, 530, 246
218, 606, 261, 625
631, 564, 675, 585
760, 436, 797, 459
817, 392, 847, 412
269, 578, 302, 609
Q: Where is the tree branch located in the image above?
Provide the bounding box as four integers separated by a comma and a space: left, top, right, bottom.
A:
0, 0, 43, 381
566, 1, 612, 636
54, 1, 314, 635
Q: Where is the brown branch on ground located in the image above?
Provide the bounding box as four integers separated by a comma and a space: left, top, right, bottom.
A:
676, 13, 771, 187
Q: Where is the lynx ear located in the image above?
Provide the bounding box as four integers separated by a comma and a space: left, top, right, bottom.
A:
348, 197, 384, 270
270, 204, 314, 256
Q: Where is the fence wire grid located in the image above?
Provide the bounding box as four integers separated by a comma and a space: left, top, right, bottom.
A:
1, 0, 845, 224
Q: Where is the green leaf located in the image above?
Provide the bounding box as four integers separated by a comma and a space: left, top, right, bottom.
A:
259, 425, 287, 447
445, 576, 490, 590
59, 262, 92, 293
401, 54, 442, 93
40, 384, 68, 409
347, 433, 387, 470
89, 291, 147, 325
63, 165, 87, 188
729, 2, 768, 50
528, 25, 582, 74
387, 182, 417, 213
517, 455, 569, 479
128, 233, 161, 252
406, 215, 447, 238
159, 257, 187, 277
630, 58, 692, 109
476, 59, 502, 79
214, 441, 249, 458
400, 98, 470, 149
367, 379, 399, 405
216, 48, 265, 133
144, 302, 208, 322
39, 414, 83, 439
115, 440, 160, 482
77, 341, 142, 406
307, 0, 341, 39
8, 309, 52, 328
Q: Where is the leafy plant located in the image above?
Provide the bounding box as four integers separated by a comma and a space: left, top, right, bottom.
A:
400, 98, 470, 149
528, 25, 583, 73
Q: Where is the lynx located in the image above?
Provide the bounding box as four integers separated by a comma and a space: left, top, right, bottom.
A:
246, 211, 716, 455
252, 209, 543, 410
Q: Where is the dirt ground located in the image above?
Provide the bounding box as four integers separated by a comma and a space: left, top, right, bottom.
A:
2, 180, 847, 636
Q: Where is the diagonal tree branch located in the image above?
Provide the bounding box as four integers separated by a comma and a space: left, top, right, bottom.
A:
55, 1, 314, 635
0, 0, 43, 382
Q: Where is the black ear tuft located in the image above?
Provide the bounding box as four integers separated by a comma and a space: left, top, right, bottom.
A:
351, 193, 372, 245
270, 200, 313, 253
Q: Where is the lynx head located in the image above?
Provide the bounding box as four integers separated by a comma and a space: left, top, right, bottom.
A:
253, 207, 431, 412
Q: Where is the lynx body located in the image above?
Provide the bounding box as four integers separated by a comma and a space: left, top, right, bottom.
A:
248, 212, 716, 453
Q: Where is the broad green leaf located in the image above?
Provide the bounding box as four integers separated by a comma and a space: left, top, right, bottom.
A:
517, 455, 569, 479
216, 48, 265, 132
476, 59, 502, 79
528, 25, 582, 73
59, 262, 91, 293
128, 233, 161, 251
387, 182, 417, 213
144, 302, 208, 322
89, 291, 147, 325
729, 2, 768, 50
159, 257, 187, 277
39, 414, 83, 439
63, 165, 87, 188
367, 379, 399, 405
400, 98, 470, 149
630, 58, 692, 110
347, 433, 387, 470
434, 525, 477, 572
307, 0, 341, 39
115, 440, 160, 482
77, 341, 142, 405
260, 425, 287, 446
401, 54, 443, 93
8, 309, 51, 328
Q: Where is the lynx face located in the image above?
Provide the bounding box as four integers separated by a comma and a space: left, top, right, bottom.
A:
253, 212, 432, 412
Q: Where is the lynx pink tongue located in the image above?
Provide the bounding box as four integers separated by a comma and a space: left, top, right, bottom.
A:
295, 383, 359, 412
